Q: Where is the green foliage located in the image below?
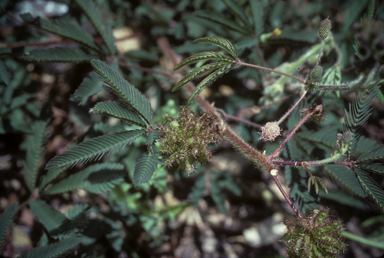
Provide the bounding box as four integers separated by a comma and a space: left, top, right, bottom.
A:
133, 153, 165, 186
90, 59, 153, 125
0, 202, 18, 253
22, 47, 96, 63
45, 129, 145, 170
43, 163, 126, 195
74, 0, 116, 55
23, 120, 49, 192
70, 72, 103, 105
20, 237, 81, 258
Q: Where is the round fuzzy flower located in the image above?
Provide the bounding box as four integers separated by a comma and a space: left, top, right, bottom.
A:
282, 208, 347, 258
319, 18, 332, 40
158, 106, 222, 174
259, 122, 281, 142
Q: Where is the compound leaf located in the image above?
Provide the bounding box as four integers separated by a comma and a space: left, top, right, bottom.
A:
173, 61, 230, 92
173, 51, 234, 71
357, 163, 384, 176
45, 129, 145, 170
354, 167, 384, 214
90, 101, 147, 128
133, 153, 165, 186
91, 59, 153, 125
0, 202, 18, 253
357, 145, 384, 163
20, 237, 81, 258
250, 0, 264, 36
43, 163, 125, 195
70, 71, 103, 105
221, 0, 252, 33
29, 199, 67, 233
22, 48, 95, 63
193, 36, 238, 60
24, 120, 49, 192
20, 13, 100, 53
146, 129, 162, 147
74, 0, 116, 55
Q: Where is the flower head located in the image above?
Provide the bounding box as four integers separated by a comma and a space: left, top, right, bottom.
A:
259, 122, 281, 142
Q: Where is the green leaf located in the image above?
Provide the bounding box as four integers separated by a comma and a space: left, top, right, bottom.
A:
90, 59, 153, 125
357, 163, 384, 176
29, 199, 67, 233
45, 129, 145, 170
22, 48, 95, 63
90, 101, 147, 128
190, 175, 205, 204
221, 0, 252, 33
172, 61, 231, 92
0, 60, 10, 86
250, 0, 264, 36
324, 165, 366, 198
173, 51, 234, 71
354, 167, 384, 214
188, 62, 236, 105
344, 86, 378, 157
357, 145, 384, 163
193, 36, 238, 59
20, 237, 81, 258
0, 202, 18, 253
20, 13, 100, 53
146, 129, 162, 147
39, 167, 68, 192
342, 0, 369, 32
133, 153, 165, 186
24, 120, 49, 192
43, 163, 126, 195
70, 71, 103, 105
210, 178, 227, 215
74, 0, 116, 55
194, 10, 248, 35
319, 190, 365, 209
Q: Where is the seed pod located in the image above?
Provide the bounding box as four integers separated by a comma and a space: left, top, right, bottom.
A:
319, 18, 332, 40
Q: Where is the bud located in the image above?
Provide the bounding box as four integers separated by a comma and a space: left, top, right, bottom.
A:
310, 65, 323, 80
319, 18, 332, 40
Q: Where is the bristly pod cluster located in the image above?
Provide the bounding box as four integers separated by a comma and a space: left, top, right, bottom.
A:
259, 121, 281, 142
158, 106, 222, 174
282, 208, 347, 258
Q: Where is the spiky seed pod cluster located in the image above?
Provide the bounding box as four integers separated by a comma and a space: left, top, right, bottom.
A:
283, 208, 347, 258
259, 121, 281, 142
158, 106, 222, 174
319, 18, 332, 40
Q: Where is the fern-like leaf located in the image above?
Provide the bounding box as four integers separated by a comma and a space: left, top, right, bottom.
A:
0, 60, 10, 86
133, 153, 165, 186
43, 163, 125, 195
193, 36, 238, 60
39, 167, 68, 192
22, 48, 95, 63
173, 51, 235, 71
74, 0, 116, 55
29, 199, 67, 232
20, 237, 81, 258
250, 0, 264, 36
357, 145, 384, 163
146, 129, 162, 147
210, 178, 227, 215
0, 202, 18, 253
354, 167, 384, 213
357, 163, 384, 176
324, 165, 366, 198
221, 0, 252, 33
90, 101, 147, 128
24, 120, 49, 192
20, 13, 100, 53
45, 129, 145, 170
194, 11, 248, 36
344, 86, 378, 157
70, 72, 103, 105
188, 62, 237, 104
90, 59, 153, 125
172, 61, 231, 92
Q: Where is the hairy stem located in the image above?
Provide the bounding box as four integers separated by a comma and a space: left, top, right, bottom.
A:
277, 90, 307, 124
216, 109, 262, 128
237, 61, 307, 84
269, 111, 313, 160
272, 175, 303, 219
